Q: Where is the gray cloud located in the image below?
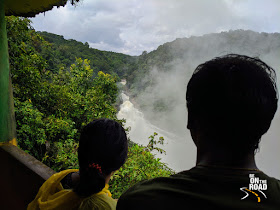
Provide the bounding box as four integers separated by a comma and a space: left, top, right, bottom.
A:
31, 0, 280, 55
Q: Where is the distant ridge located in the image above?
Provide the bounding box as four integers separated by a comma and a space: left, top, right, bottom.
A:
126, 30, 280, 95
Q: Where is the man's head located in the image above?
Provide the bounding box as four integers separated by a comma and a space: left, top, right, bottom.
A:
186, 54, 278, 153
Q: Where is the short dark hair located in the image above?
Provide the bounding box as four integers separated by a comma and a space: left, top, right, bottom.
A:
186, 54, 278, 151
74, 118, 128, 197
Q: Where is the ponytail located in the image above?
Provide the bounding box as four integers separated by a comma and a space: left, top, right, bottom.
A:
74, 164, 105, 197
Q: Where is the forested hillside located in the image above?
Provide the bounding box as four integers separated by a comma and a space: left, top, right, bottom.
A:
128, 30, 280, 94
38, 31, 137, 77
6, 16, 173, 198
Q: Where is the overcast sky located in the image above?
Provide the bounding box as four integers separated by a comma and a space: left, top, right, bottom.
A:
30, 0, 280, 55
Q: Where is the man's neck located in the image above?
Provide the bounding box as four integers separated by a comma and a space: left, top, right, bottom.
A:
196, 147, 258, 170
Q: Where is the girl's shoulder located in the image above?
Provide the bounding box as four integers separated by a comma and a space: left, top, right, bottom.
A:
79, 193, 117, 210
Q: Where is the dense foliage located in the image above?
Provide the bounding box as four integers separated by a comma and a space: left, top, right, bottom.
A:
7, 16, 119, 169
6, 16, 173, 198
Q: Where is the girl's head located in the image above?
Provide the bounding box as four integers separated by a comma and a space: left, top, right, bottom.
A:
74, 118, 128, 197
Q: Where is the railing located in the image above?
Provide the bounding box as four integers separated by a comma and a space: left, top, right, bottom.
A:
0, 144, 55, 209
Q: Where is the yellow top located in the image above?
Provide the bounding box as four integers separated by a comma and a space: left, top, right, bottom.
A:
28, 169, 117, 210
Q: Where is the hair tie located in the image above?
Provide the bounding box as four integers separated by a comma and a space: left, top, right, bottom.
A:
88, 163, 102, 174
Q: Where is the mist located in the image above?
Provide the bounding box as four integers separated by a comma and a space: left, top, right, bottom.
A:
120, 30, 280, 178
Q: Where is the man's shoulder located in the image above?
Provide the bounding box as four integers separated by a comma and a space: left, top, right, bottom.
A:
122, 169, 194, 194
259, 172, 280, 191
117, 168, 280, 210
117, 169, 196, 209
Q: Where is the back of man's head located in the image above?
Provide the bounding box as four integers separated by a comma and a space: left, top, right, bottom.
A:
186, 54, 278, 152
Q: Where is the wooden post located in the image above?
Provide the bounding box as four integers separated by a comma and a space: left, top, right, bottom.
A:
0, 0, 16, 144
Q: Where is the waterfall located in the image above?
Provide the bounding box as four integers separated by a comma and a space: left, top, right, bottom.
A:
117, 91, 196, 172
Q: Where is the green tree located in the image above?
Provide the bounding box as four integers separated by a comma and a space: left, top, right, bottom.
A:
110, 134, 174, 198
14, 98, 46, 160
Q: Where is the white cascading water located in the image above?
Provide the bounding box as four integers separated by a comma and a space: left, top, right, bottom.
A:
117, 88, 196, 172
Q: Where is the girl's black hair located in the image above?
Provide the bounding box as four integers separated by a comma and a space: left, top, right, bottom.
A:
74, 118, 128, 197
